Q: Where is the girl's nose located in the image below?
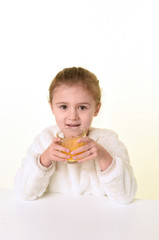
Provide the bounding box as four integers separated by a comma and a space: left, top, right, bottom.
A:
68, 109, 79, 120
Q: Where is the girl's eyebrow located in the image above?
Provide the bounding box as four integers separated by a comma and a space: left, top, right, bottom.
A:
79, 102, 91, 105
56, 102, 68, 105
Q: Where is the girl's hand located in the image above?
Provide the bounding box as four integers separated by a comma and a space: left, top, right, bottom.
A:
40, 137, 70, 167
71, 137, 113, 171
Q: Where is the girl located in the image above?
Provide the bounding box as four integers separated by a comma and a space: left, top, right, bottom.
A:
15, 67, 137, 203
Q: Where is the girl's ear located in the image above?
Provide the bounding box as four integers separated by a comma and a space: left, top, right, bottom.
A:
94, 103, 101, 116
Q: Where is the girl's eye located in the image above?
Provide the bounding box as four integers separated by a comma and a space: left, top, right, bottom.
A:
79, 106, 87, 110
60, 105, 67, 109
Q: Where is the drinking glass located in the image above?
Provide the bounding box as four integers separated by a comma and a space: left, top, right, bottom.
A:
56, 128, 86, 163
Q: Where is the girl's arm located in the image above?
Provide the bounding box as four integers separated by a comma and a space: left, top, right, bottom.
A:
71, 130, 137, 204
15, 128, 71, 201
95, 132, 137, 204
14, 137, 56, 200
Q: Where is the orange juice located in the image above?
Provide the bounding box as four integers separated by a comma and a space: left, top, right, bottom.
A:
61, 137, 85, 163
56, 128, 86, 163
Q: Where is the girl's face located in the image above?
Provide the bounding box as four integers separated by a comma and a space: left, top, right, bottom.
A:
50, 84, 101, 134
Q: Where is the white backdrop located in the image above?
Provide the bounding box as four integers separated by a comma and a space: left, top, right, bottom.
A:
0, 0, 159, 199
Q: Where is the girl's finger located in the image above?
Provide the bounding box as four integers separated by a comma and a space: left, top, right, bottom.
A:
77, 153, 96, 163
77, 137, 92, 143
54, 145, 70, 153
51, 154, 67, 162
71, 141, 94, 155
51, 141, 70, 153
53, 137, 61, 143
72, 147, 95, 160
52, 148, 70, 159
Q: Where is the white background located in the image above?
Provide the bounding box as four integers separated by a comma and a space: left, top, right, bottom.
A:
0, 0, 159, 199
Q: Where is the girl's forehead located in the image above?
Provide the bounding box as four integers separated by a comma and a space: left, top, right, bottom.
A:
52, 83, 95, 101
53, 83, 88, 94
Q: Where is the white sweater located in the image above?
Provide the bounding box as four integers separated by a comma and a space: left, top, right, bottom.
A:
15, 125, 137, 203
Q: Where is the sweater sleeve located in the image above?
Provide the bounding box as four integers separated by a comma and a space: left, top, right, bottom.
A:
14, 128, 56, 201
95, 130, 137, 204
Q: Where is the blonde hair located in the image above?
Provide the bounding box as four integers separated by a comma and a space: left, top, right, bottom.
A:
49, 67, 101, 106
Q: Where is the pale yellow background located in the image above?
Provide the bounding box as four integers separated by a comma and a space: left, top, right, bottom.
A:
0, 0, 159, 199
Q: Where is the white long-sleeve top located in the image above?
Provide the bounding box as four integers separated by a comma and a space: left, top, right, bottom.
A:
15, 125, 137, 204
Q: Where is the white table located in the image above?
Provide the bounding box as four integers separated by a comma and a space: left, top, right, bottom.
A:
0, 190, 159, 240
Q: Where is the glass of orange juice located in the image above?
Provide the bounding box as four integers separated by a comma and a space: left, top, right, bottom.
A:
56, 128, 86, 163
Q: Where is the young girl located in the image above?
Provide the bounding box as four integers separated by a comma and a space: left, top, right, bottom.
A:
15, 67, 137, 203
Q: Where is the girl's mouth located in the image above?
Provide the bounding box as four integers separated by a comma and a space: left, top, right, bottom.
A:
65, 124, 81, 128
